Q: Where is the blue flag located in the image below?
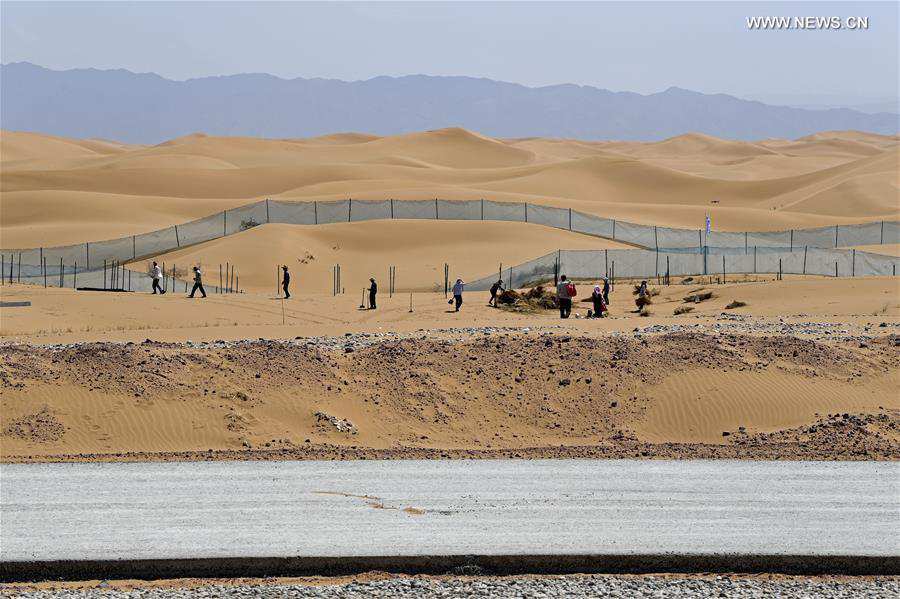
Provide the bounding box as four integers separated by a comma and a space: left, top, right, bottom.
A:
705, 213, 711, 235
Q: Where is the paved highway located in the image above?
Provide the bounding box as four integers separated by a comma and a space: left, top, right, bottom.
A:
2, 460, 898, 563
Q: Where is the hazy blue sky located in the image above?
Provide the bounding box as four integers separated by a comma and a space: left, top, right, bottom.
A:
2, 1, 897, 102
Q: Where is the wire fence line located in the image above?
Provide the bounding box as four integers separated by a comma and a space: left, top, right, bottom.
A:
2, 198, 898, 291
466, 246, 900, 291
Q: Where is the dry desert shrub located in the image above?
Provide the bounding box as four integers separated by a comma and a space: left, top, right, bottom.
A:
683, 290, 715, 303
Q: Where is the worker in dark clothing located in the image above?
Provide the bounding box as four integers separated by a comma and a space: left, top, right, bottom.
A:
488, 279, 504, 307
282, 266, 291, 299
369, 278, 377, 309
188, 266, 207, 298
602, 276, 610, 306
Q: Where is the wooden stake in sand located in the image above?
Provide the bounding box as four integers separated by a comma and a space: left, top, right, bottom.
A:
409, 292, 413, 313
281, 295, 285, 325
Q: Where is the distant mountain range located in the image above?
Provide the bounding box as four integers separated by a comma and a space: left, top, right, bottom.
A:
2, 62, 898, 144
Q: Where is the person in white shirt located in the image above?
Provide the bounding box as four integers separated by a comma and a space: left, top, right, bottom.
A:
449, 278, 465, 312
150, 261, 165, 295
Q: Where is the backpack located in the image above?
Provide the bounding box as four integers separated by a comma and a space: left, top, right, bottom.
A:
565, 282, 577, 297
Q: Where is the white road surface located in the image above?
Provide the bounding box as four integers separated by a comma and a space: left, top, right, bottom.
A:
1, 459, 898, 562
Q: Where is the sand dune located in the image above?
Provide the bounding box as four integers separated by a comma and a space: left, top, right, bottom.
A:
136, 220, 629, 294
2, 128, 898, 252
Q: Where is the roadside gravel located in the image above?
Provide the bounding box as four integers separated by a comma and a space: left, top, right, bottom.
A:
4, 575, 899, 598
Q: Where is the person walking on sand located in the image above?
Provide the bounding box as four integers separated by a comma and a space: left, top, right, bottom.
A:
150, 261, 165, 295
591, 284, 606, 318
449, 278, 465, 311
557, 275, 574, 319
281, 265, 291, 299
188, 266, 207, 298
368, 277, 377, 309
488, 279, 504, 307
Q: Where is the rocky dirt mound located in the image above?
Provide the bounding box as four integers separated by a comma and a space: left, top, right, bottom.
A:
3, 407, 66, 443
1, 329, 897, 462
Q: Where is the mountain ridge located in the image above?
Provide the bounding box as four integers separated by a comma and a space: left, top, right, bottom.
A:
1, 62, 898, 144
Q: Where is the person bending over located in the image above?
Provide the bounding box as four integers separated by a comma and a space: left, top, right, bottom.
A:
489, 279, 504, 307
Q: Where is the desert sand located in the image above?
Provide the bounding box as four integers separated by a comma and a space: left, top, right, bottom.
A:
2, 276, 898, 462
2, 128, 898, 251
1, 127, 898, 464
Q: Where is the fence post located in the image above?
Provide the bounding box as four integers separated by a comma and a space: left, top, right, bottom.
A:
390, 199, 394, 219
803, 246, 808, 274
223, 211, 227, 236
174, 225, 180, 247
666, 255, 670, 285
880, 220, 885, 244
524, 202, 528, 222
605, 249, 609, 278
443, 263, 449, 298
698, 229, 702, 249
1, 255, 4, 286
568, 208, 572, 231
654, 226, 658, 249
435, 198, 439, 219
266, 198, 270, 223
18, 252, 21, 283
789, 229, 793, 251
103, 260, 107, 289
348, 198, 353, 222
744, 232, 748, 254
834, 225, 839, 248
612, 220, 616, 240
74, 261, 77, 289
754, 246, 757, 273
481, 199, 484, 220
778, 258, 782, 281
59, 257, 63, 287
835, 261, 838, 277
314, 202, 318, 225
852, 249, 856, 277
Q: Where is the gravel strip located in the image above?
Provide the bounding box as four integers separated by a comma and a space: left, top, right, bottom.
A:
4, 576, 899, 599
